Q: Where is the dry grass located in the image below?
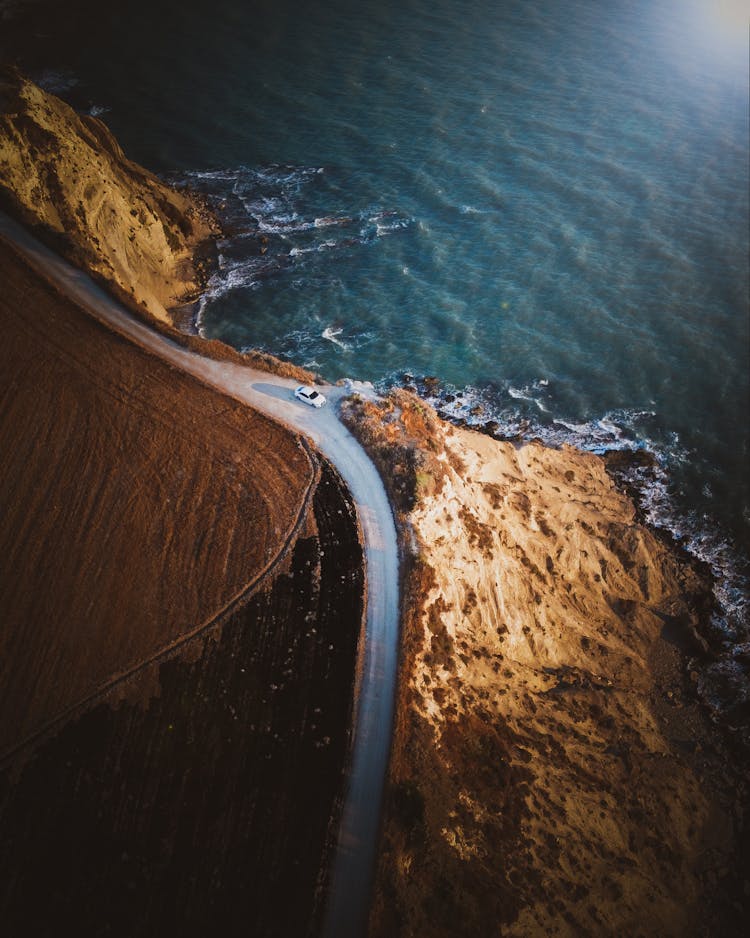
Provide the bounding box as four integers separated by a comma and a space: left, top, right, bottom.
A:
340, 389, 447, 518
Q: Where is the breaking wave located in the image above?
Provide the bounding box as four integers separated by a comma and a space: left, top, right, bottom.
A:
322, 326, 350, 350
242, 322, 374, 371
176, 164, 413, 318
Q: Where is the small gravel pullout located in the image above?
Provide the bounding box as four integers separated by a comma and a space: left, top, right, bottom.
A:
0, 211, 399, 938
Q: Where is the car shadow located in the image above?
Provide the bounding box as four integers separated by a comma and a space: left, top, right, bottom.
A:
252, 382, 298, 403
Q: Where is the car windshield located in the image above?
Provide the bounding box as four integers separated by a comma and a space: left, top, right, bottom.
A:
308, 390, 319, 399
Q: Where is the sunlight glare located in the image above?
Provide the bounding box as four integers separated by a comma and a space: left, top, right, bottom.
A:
673, 0, 750, 72
700, 0, 749, 40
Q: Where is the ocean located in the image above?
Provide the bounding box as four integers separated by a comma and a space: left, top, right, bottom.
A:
3, 0, 748, 645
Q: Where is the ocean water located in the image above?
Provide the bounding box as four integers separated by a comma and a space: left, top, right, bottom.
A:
3, 1, 748, 635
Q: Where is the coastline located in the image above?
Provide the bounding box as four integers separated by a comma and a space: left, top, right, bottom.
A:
0, 65, 747, 936
0, 68, 320, 384
340, 389, 748, 936
411, 377, 750, 748
0, 207, 401, 937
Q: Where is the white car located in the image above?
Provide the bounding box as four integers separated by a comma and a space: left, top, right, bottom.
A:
294, 385, 326, 408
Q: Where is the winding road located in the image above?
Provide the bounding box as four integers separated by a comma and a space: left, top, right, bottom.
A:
0, 212, 399, 938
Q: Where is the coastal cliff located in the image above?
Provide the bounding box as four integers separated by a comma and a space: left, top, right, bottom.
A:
1, 66, 745, 935
0, 70, 317, 380
0, 67, 218, 324
341, 391, 745, 937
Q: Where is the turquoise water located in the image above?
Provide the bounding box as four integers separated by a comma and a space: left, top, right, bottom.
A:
4, 0, 749, 620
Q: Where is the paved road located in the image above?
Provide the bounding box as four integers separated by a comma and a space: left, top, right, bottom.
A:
0, 212, 399, 938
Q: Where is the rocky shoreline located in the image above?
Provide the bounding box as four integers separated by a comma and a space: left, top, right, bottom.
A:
0, 68, 318, 384
0, 67, 220, 321
340, 389, 748, 936
1, 69, 747, 936
405, 375, 750, 753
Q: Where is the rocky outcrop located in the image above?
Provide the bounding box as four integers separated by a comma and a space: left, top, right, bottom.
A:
0, 67, 219, 324
341, 391, 744, 937
0, 69, 317, 383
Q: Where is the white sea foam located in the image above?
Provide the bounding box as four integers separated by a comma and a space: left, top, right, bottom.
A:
289, 240, 340, 257
596, 418, 623, 438
198, 260, 265, 309
404, 376, 748, 665
376, 217, 411, 233
555, 418, 594, 435
314, 216, 354, 228
177, 165, 412, 308
34, 69, 79, 93
185, 168, 246, 183
322, 326, 350, 350
258, 217, 314, 234
508, 383, 550, 412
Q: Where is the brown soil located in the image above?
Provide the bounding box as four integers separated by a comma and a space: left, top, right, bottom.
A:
0, 460, 364, 938
0, 232, 367, 935
342, 392, 748, 938
0, 235, 316, 762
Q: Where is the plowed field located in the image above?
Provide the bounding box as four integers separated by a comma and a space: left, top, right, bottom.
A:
0, 237, 315, 760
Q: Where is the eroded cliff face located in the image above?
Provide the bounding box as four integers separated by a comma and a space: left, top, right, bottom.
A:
342, 391, 741, 937
0, 68, 218, 323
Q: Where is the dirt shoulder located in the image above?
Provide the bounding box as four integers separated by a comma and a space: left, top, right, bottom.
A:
341, 390, 747, 938
0, 236, 317, 761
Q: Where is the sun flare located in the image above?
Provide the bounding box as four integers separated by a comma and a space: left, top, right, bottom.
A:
679, 0, 750, 62
709, 0, 749, 36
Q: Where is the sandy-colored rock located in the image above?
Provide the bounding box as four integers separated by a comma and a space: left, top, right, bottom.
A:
0, 68, 218, 323
342, 391, 735, 937
0, 70, 318, 384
